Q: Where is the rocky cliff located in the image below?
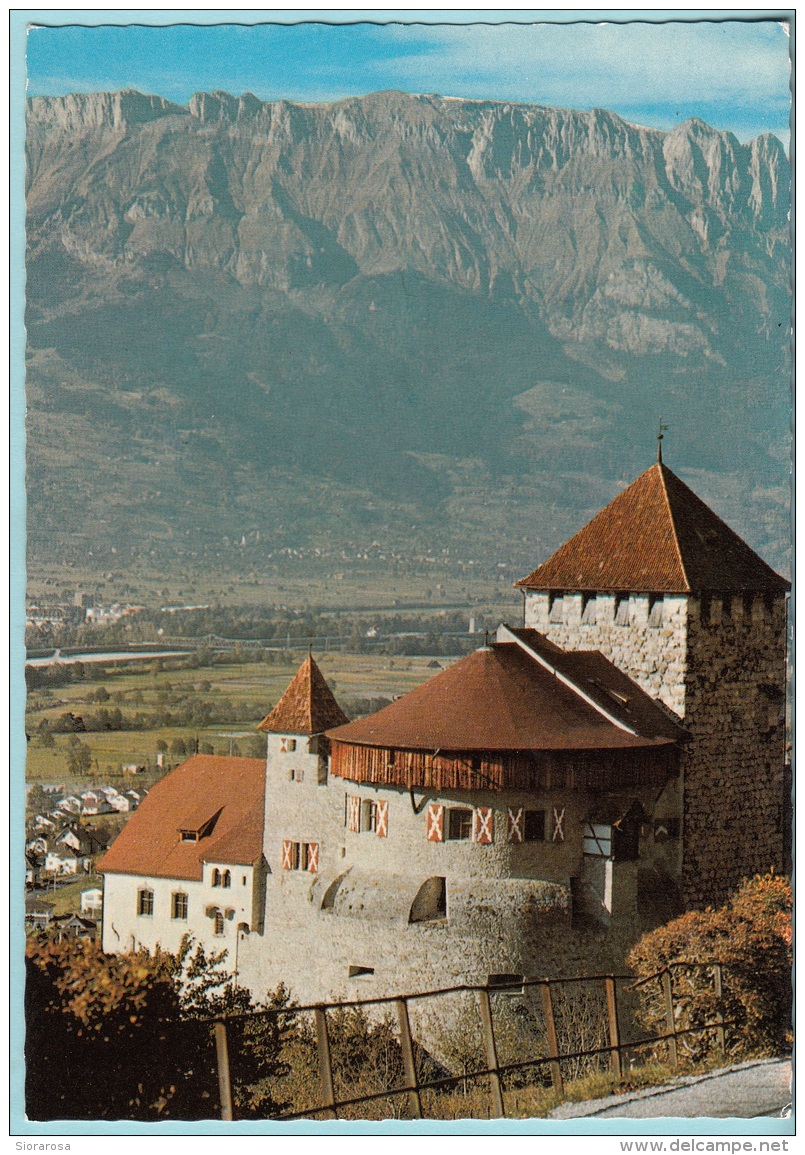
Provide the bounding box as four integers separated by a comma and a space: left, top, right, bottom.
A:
24, 90, 791, 590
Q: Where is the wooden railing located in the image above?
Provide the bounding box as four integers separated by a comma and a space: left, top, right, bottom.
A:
206, 962, 732, 1121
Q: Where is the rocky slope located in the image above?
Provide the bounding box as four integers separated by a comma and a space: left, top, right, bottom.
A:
24, 89, 791, 590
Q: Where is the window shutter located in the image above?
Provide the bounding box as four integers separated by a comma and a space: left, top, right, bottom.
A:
307, 842, 319, 872
281, 839, 293, 870
552, 806, 566, 842
474, 807, 494, 845
280, 738, 287, 753
426, 803, 444, 842
507, 807, 524, 843
376, 799, 389, 837
347, 795, 361, 833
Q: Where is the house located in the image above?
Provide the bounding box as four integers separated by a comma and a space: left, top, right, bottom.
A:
25, 897, 55, 930
52, 913, 98, 941
25, 853, 44, 888
98, 757, 266, 956
80, 887, 103, 918
99, 459, 788, 1012
45, 846, 82, 875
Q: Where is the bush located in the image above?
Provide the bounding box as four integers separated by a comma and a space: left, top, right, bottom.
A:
25, 934, 293, 1120
627, 872, 792, 1060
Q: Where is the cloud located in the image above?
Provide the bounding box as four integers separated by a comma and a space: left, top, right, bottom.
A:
377, 21, 790, 127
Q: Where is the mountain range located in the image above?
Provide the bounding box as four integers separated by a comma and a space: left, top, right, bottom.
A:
24, 89, 792, 597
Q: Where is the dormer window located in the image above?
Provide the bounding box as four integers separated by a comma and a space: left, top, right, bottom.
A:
177, 808, 222, 844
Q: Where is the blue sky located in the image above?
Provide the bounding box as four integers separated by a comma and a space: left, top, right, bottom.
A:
25, 16, 791, 144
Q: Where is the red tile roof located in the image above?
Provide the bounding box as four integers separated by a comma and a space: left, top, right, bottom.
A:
516, 462, 789, 594
327, 641, 683, 754
97, 755, 265, 881
257, 654, 349, 734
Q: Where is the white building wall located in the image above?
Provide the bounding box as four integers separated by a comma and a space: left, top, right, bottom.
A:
101, 862, 258, 961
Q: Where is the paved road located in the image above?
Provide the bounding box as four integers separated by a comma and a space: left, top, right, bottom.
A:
550, 1058, 792, 1120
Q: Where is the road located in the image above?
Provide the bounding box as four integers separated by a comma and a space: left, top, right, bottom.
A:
549, 1058, 792, 1120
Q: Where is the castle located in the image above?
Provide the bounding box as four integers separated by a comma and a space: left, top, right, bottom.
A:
98, 459, 789, 1006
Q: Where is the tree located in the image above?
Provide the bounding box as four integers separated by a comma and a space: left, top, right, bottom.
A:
628, 872, 792, 1060
66, 737, 92, 775
25, 934, 293, 1120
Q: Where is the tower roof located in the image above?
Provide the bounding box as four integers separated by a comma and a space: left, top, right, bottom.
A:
516, 462, 789, 595
257, 654, 349, 735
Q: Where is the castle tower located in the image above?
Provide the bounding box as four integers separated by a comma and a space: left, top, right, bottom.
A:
257, 654, 349, 875
516, 460, 789, 908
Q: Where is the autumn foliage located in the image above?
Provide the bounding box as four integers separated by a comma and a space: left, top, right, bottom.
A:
627, 872, 792, 1060
25, 934, 292, 1120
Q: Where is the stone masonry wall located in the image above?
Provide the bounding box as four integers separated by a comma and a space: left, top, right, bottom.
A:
523, 591, 689, 716
680, 594, 787, 907
236, 739, 660, 1029
525, 587, 788, 909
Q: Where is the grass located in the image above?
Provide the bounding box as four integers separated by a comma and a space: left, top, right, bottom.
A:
24, 652, 456, 790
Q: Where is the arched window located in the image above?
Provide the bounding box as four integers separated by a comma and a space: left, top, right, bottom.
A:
237, 922, 250, 936
222, 870, 231, 888
212, 868, 221, 887
213, 909, 225, 936
409, 877, 447, 923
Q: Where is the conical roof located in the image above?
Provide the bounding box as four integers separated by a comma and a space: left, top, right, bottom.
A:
257, 655, 349, 735
516, 462, 789, 595
327, 641, 683, 754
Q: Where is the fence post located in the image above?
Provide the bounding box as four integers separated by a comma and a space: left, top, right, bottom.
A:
395, 998, 423, 1119
213, 1020, 233, 1121
604, 977, 623, 1080
477, 988, 506, 1118
661, 969, 679, 1070
539, 981, 564, 1096
712, 964, 726, 1056
314, 1006, 338, 1119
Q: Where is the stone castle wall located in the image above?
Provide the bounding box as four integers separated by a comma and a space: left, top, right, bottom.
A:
680, 594, 787, 907
523, 591, 689, 715
525, 587, 788, 909
237, 739, 662, 1016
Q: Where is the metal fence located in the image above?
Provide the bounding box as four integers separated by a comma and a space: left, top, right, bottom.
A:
205, 962, 733, 1121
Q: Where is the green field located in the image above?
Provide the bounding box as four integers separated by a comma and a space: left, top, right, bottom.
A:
24, 652, 457, 793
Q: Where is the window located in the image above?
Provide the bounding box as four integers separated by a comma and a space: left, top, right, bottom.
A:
282, 840, 319, 872
137, 888, 154, 917
581, 595, 597, 625
171, 892, 188, 920
409, 877, 447, 923
180, 830, 198, 842
211, 868, 221, 887
524, 810, 546, 841
548, 594, 564, 623
242, 875, 247, 886
361, 799, 378, 832
487, 973, 525, 994
648, 596, 664, 628
222, 870, 231, 888
348, 965, 374, 979
213, 910, 225, 936
447, 808, 473, 841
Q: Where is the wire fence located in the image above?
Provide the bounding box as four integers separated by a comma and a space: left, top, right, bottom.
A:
201, 962, 733, 1121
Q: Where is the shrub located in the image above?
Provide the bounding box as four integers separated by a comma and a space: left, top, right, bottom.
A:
25, 934, 293, 1120
627, 872, 792, 1060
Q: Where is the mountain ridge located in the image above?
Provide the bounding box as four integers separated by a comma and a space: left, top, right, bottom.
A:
24, 89, 791, 595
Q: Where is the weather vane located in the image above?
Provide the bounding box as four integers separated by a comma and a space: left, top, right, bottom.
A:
657, 418, 669, 463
